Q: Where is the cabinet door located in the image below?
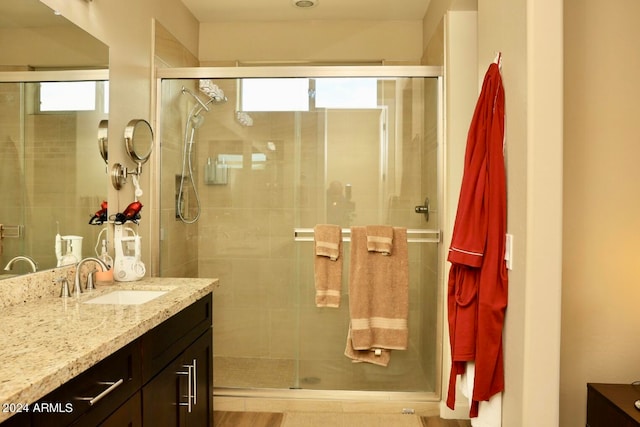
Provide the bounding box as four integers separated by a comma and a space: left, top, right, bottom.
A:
142, 328, 212, 427
98, 391, 141, 427
183, 328, 212, 427
141, 356, 182, 427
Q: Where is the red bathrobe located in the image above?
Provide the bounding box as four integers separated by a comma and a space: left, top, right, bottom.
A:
446, 61, 507, 418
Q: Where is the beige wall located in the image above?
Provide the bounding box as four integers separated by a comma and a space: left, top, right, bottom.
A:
0, 26, 107, 68
433, 0, 563, 424
477, 0, 563, 425
199, 21, 423, 65
562, 0, 640, 425
439, 10, 478, 418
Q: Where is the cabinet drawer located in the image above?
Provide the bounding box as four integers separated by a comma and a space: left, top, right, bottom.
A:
142, 293, 212, 382
32, 340, 141, 427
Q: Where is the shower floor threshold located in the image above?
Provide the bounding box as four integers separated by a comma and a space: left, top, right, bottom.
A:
214, 387, 439, 402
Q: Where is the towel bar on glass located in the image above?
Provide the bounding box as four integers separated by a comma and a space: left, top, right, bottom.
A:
293, 228, 441, 243
0, 224, 23, 239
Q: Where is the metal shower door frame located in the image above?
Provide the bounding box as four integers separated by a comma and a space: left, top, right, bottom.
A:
155, 65, 445, 404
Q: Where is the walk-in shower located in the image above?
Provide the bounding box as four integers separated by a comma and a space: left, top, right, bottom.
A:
158, 66, 443, 403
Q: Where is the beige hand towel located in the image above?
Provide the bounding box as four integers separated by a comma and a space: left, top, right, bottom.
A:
345, 226, 409, 366
314, 224, 343, 307
366, 225, 394, 255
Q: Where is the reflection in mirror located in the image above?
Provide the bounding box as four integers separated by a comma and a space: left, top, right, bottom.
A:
124, 119, 154, 164
98, 119, 108, 164
0, 0, 109, 278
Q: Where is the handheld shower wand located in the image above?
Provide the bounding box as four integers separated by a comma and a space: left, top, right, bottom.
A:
177, 82, 227, 224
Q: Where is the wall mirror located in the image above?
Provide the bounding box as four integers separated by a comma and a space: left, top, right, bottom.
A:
0, 0, 109, 277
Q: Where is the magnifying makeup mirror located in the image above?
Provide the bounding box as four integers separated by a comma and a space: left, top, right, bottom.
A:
124, 119, 153, 164
111, 119, 154, 190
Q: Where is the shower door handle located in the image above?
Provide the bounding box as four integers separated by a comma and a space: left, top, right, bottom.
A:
414, 197, 430, 222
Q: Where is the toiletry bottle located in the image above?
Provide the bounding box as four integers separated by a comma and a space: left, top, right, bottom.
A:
205, 157, 213, 184
59, 242, 78, 266
215, 158, 228, 184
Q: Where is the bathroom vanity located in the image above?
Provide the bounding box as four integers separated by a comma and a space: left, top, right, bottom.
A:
0, 276, 217, 427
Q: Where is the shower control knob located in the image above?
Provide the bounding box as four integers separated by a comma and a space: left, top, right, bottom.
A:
414, 197, 430, 222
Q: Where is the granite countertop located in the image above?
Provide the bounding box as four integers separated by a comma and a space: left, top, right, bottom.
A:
0, 276, 218, 422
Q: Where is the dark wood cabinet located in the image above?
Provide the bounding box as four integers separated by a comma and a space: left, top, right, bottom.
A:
142, 329, 212, 427
587, 383, 640, 427
2, 293, 212, 427
98, 391, 142, 427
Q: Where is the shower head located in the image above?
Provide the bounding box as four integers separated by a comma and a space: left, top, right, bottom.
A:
199, 79, 227, 104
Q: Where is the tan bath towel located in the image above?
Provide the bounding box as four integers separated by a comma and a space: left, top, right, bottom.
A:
314, 224, 343, 307
345, 226, 409, 366
366, 225, 394, 255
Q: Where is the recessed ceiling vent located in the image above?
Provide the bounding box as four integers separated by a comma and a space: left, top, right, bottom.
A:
292, 0, 318, 8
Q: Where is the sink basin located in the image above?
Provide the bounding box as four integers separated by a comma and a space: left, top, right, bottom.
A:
83, 290, 167, 305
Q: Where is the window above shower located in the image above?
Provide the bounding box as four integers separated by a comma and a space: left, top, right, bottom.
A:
38, 81, 109, 113
240, 77, 378, 112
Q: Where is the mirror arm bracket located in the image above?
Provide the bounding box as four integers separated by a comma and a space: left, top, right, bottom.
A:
111, 162, 142, 190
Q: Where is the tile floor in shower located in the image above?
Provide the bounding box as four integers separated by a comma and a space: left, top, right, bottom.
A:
214, 357, 432, 391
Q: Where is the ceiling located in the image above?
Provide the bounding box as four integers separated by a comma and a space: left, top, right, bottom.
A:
181, 0, 431, 23
0, 0, 431, 29
0, 0, 68, 29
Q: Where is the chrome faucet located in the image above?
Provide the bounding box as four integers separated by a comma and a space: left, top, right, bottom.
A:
4, 256, 37, 273
74, 257, 108, 294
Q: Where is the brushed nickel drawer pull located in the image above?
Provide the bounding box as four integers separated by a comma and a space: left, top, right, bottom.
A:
76, 378, 124, 406
191, 359, 197, 406
177, 365, 193, 412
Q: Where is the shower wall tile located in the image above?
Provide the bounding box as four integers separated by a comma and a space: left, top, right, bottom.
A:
269, 308, 297, 359
214, 307, 271, 358
298, 308, 350, 361
264, 259, 296, 309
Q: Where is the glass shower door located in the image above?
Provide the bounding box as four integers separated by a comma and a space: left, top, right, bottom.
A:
292, 77, 441, 392
158, 72, 442, 395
